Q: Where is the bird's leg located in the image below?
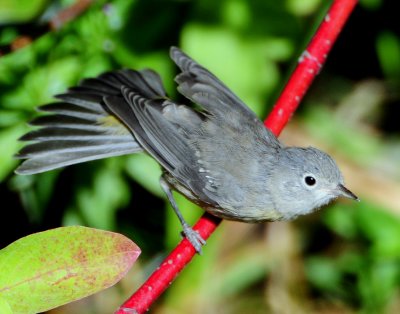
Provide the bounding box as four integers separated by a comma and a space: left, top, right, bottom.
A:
159, 177, 206, 254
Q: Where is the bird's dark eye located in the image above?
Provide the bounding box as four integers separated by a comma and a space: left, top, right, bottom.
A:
305, 176, 316, 186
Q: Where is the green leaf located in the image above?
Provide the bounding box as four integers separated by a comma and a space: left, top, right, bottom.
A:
0, 297, 12, 314
0, 226, 140, 314
0, 0, 48, 24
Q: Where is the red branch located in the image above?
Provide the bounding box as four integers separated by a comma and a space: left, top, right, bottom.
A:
116, 0, 358, 313
49, 0, 92, 30
264, 0, 358, 133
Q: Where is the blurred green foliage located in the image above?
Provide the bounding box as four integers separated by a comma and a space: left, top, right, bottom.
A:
0, 0, 48, 24
307, 202, 400, 312
1, 0, 400, 313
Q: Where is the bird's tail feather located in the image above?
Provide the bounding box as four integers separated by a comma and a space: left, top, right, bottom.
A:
15, 69, 167, 175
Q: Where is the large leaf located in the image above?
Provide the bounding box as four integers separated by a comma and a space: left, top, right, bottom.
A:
0, 297, 12, 314
0, 0, 48, 24
0, 226, 140, 314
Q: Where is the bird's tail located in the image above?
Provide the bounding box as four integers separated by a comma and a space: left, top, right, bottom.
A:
15, 69, 167, 175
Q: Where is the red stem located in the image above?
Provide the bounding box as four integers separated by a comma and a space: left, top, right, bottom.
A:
116, 1, 358, 313
264, 0, 358, 133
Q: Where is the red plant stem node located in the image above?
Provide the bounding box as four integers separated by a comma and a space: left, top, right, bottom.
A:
116, 1, 358, 313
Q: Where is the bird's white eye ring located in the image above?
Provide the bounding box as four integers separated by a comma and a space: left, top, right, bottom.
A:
304, 175, 316, 186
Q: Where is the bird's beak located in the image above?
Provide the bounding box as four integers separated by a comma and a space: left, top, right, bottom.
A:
337, 184, 359, 201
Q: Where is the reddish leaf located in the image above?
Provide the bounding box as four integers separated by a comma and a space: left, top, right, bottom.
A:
0, 226, 140, 313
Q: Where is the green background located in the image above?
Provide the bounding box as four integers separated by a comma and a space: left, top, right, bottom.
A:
1, 0, 400, 313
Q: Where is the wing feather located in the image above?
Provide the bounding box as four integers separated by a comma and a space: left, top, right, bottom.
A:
170, 47, 258, 120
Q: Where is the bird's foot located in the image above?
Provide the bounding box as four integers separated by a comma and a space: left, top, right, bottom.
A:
182, 225, 206, 255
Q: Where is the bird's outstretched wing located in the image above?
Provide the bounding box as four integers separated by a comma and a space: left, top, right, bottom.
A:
170, 46, 259, 122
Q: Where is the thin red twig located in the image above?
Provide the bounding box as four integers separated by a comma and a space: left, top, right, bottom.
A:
116, 1, 358, 313
264, 0, 358, 133
118, 214, 221, 313
49, 0, 92, 30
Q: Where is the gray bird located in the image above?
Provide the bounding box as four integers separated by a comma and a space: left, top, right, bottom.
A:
15, 47, 358, 253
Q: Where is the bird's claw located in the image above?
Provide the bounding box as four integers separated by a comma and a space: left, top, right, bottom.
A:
182, 226, 206, 254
